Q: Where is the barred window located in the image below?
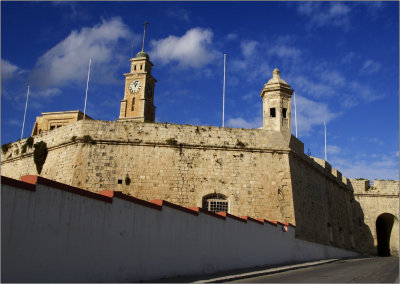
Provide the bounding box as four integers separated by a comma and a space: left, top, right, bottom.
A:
202, 193, 228, 213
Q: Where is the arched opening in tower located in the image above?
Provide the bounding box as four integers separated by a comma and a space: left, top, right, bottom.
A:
376, 213, 397, 256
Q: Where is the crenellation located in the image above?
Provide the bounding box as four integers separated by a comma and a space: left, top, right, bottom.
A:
2, 66, 398, 258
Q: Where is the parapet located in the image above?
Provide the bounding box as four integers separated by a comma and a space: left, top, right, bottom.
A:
349, 179, 370, 194
306, 156, 350, 189
349, 179, 399, 195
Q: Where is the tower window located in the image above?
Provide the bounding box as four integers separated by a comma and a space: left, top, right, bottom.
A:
270, 108, 276, 118
140, 65, 143, 70
134, 65, 136, 71
202, 193, 228, 213
131, 97, 135, 111
282, 108, 287, 118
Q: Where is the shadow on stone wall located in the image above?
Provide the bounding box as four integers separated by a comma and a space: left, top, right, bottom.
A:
288, 153, 375, 255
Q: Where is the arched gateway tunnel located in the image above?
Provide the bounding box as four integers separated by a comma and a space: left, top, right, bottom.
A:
376, 213, 399, 256
352, 179, 399, 256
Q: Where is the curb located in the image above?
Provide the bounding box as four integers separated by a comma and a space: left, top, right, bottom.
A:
193, 258, 342, 283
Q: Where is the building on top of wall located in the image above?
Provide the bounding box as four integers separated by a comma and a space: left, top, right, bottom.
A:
2, 31, 399, 258
31, 110, 93, 136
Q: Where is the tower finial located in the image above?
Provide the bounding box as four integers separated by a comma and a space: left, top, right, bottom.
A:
272, 68, 280, 78
142, 22, 149, 52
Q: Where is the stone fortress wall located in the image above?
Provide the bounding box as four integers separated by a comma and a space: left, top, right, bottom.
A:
2, 119, 398, 254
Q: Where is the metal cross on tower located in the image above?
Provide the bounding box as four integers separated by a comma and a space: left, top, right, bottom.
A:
142, 22, 149, 52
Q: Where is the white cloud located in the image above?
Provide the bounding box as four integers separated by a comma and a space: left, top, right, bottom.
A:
341, 52, 357, 65
292, 76, 336, 98
150, 27, 219, 68
331, 154, 399, 181
166, 8, 190, 22
369, 137, 384, 145
293, 95, 340, 135
348, 82, 384, 103
31, 88, 62, 98
319, 70, 345, 87
297, 2, 352, 30
29, 17, 131, 89
226, 33, 238, 41
1, 59, 24, 81
360, 59, 381, 75
226, 117, 262, 129
241, 40, 258, 57
327, 145, 341, 155
267, 45, 301, 59
8, 119, 21, 126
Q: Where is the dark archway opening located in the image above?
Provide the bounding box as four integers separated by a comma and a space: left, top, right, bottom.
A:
376, 213, 395, 256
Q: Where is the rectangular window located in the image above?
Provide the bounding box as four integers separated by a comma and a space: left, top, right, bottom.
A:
270, 108, 276, 118
208, 199, 228, 213
282, 108, 287, 118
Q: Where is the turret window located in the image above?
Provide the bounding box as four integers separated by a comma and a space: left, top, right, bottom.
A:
282, 108, 287, 118
270, 108, 276, 118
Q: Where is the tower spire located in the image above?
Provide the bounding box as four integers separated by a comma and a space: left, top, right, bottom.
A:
142, 22, 149, 52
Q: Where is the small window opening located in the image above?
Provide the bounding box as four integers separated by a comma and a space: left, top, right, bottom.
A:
57, 125, 61, 128
140, 65, 143, 70
202, 193, 228, 213
50, 126, 55, 130
117, 179, 123, 184
131, 97, 135, 111
282, 108, 287, 118
270, 108, 276, 118
134, 65, 136, 71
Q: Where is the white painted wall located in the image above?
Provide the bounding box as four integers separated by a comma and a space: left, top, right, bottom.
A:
1, 177, 358, 282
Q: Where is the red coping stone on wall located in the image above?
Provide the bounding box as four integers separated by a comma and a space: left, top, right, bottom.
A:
277, 221, 295, 227
99, 190, 114, 198
262, 219, 278, 226
217, 212, 247, 223
186, 206, 226, 220
103, 191, 162, 211
241, 216, 264, 225
1, 175, 36, 192
20, 175, 112, 203
151, 200, 198, 215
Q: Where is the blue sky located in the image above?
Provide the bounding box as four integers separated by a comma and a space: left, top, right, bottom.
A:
2, 1, 399, 181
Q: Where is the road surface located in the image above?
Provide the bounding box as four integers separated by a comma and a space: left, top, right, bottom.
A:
231, 257, 399, 283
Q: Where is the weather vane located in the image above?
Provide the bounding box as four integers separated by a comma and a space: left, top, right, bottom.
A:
142, 22, 149, 52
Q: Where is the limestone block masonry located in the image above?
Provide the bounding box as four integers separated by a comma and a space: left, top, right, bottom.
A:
2, 119, 398, 255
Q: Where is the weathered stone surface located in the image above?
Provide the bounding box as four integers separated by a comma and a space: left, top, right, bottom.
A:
2, 120, 398, 255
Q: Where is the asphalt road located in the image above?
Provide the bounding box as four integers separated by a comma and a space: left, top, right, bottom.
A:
231, 257, 399, 283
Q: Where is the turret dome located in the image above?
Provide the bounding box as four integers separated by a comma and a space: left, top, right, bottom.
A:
266, 68, 289, 86
136, 51, 149, 59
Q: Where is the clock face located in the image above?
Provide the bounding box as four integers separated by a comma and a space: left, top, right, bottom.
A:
129, 80, 141, 93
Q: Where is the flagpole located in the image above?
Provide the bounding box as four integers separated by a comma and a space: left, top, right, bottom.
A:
294, 91, 298, 138
324, 122, 327, 161
222, 54, 226, 127
83, 57, 92, 120
20, 85, 30, 140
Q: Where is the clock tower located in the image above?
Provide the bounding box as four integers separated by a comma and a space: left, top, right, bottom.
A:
119, 23, 156, 122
